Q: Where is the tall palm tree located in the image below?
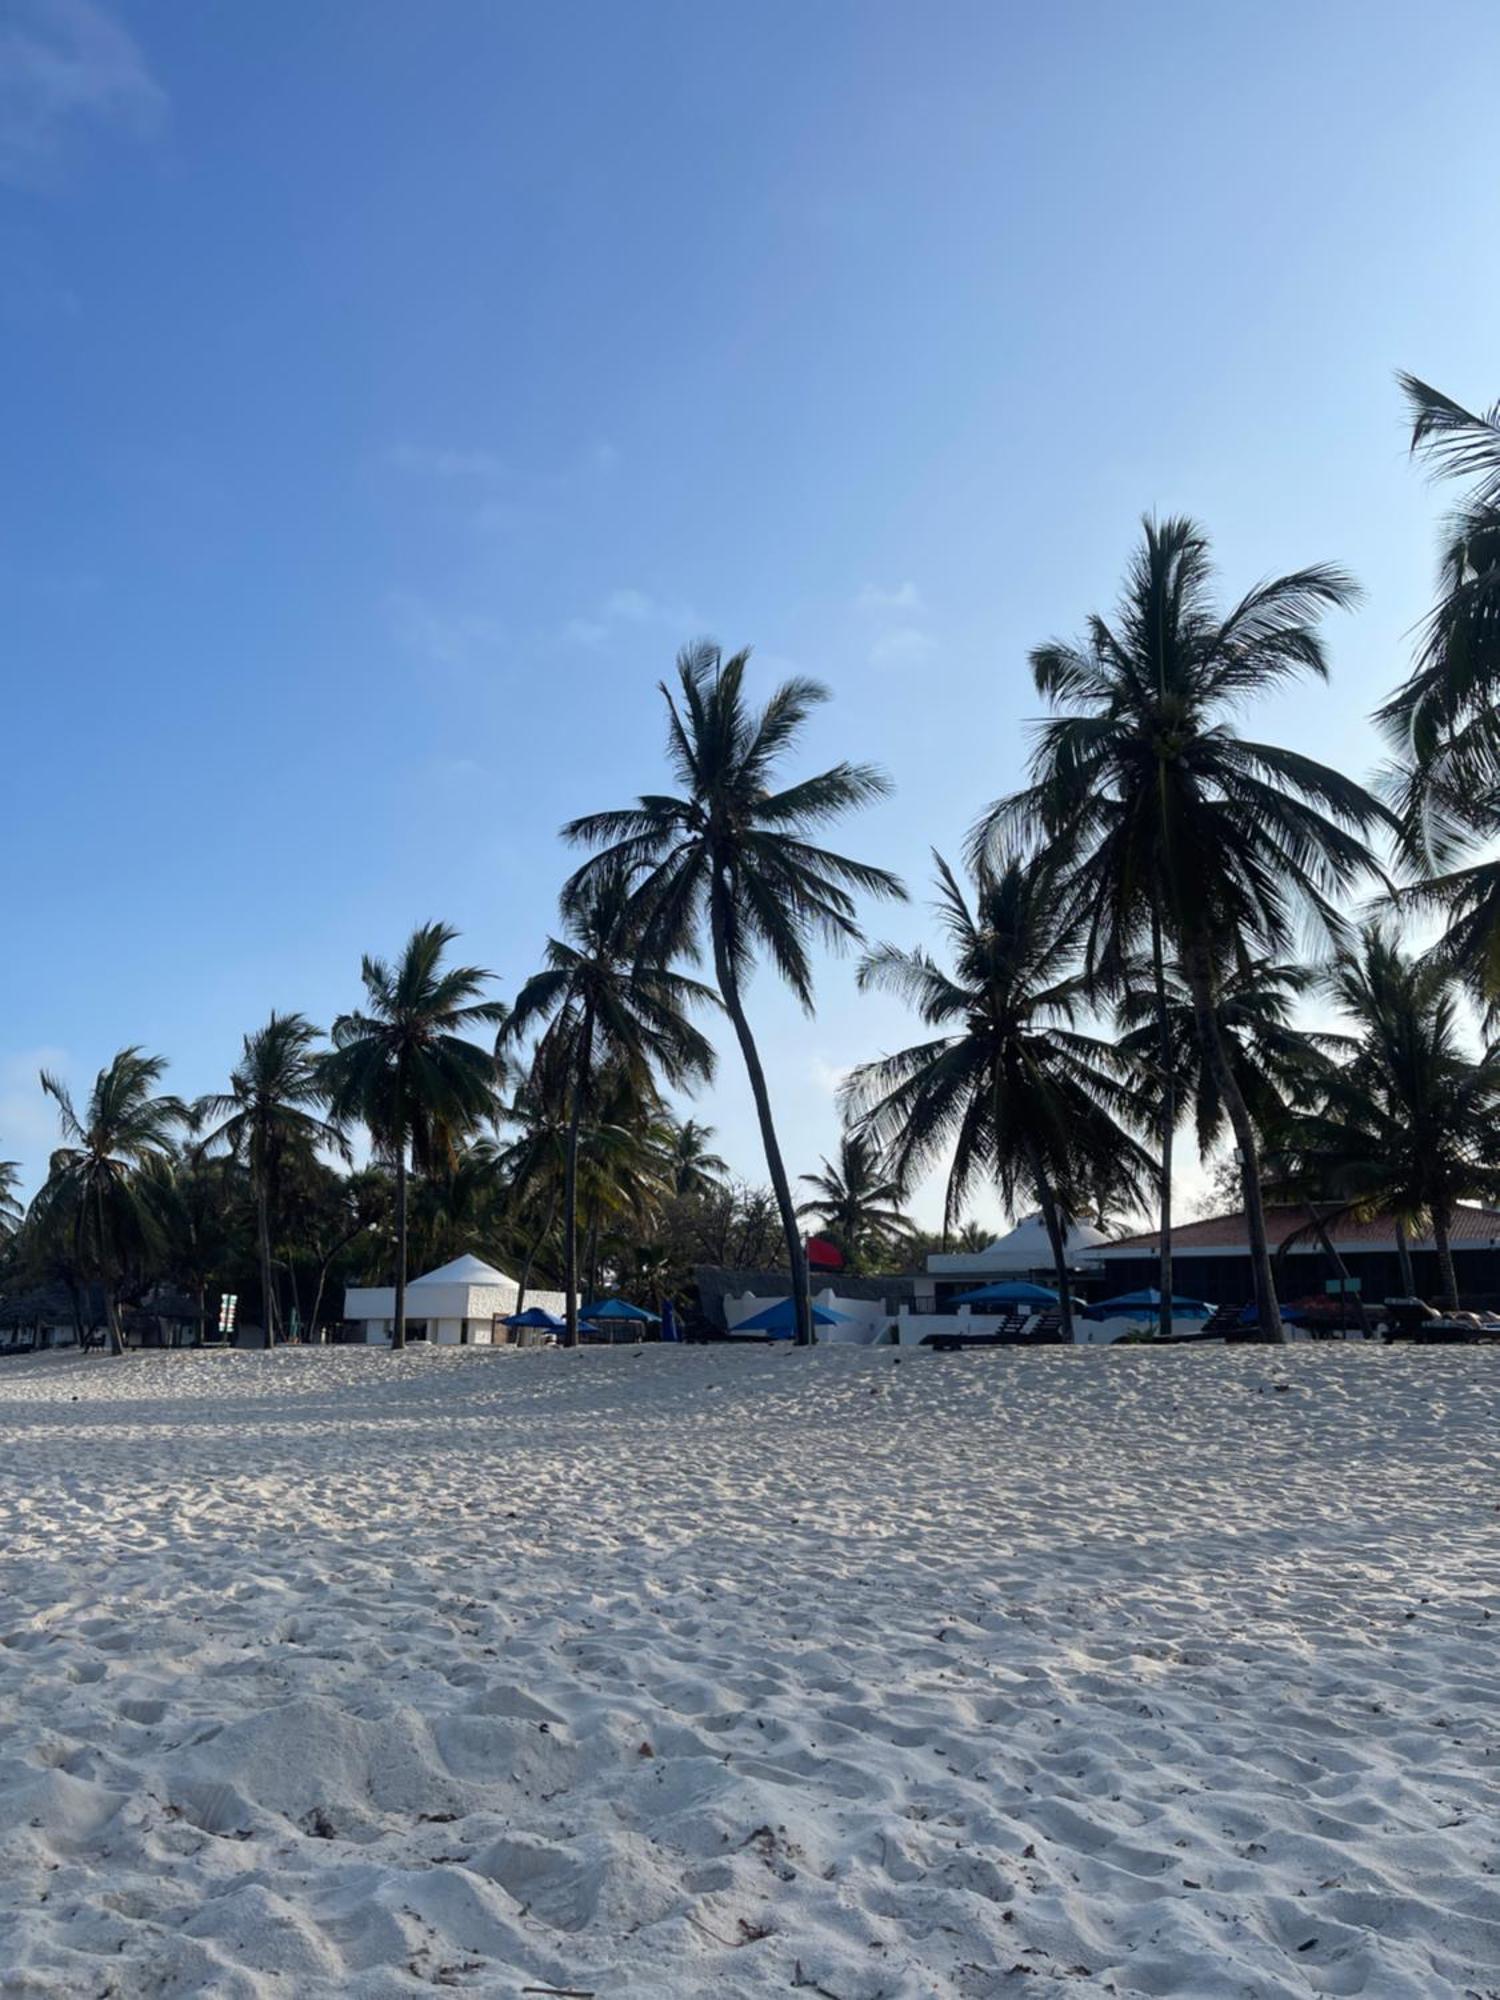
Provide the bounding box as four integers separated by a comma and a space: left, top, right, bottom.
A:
844, 852, 1153, 1340
197, 1012, 343, 1348
1378, 375, 1500, 841
983, 515, 1386, 1341
796, 1130, 915, 1274
1376, 377, 1500, 1002
31, 1050, 185, 1355
323, 923, 507, 1351
1277, 928, 1500, 1309
669, 1117, 729, 1197
508, 868, 716, 1345
563, 642, 904, 1346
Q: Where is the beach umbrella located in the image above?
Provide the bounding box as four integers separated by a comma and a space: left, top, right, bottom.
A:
731, 1298, 857, 1337
579, 1298, 660, 1323
502, 1306, 566, 1330
660, 1298, 680, 1343
949, 1279, 1060, 1305
1083, 1289, 1212, 1320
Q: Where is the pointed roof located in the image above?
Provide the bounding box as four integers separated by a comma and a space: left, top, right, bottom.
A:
927, 1211, 1110, 1275
410, 1253, 515, 1288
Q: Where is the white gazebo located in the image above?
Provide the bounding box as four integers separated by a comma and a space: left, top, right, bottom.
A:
343, 1253, 565, 1346
925, 1212, 1111, 1278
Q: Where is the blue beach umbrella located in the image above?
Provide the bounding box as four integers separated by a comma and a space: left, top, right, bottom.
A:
731, 1298, 857, 1337
502, 1307, 566, 1330
579, 1298, 660, 1323
660, 1298, 680, 1343
1083, 1289, 1212, 1320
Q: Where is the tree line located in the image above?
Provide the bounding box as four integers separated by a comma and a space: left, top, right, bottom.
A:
3, 372, 1499, 1352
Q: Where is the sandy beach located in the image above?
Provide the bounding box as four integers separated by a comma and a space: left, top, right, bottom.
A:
2, 1342, 1498, 1998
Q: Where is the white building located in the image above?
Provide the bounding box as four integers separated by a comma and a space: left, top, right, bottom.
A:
343, 1253, 565, 1346
924, 1213, 1111, 1282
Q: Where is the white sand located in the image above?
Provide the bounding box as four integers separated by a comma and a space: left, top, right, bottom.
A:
1, 1344, 1498, 1999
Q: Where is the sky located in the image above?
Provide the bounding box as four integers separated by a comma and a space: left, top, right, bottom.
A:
3, 0, 1499, 1231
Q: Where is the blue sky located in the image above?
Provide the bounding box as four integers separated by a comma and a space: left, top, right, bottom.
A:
3, 0, 1498, 1228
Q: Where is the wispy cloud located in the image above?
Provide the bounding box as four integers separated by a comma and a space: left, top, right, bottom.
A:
386, 592, 506, 673
871, 627, 938, 667
0, 0, 165, 183
855, 579, 937, 671
563, 586, 698, 646
385, 443, 507, 483
855, 581, 925, 617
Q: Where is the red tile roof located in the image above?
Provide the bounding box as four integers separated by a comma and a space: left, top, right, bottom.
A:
1104, 1204, 1500, 1255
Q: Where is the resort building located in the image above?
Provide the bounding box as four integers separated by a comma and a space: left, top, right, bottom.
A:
342, 1254, 564, 1345
1098, 1205, 1500, 1307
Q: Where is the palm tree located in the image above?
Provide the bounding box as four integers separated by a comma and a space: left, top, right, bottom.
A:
508, 869, 716, 1345
1277, 928, 1500, 1310
1117, 955, 1332, 1178
323, 923, 508, 1350
31, 1050, 185, 1354
983, 515, 1386, 1341
1376, 377, 1500, 1003
1378, 375, 1500, 846
197, 1012, 343, 1348
797, 1130, 915, 1273
563, 642, 904, 1346
0, 1161, 22, 1248
844, 852, 1153, 1340
669, 1118, 729, 1197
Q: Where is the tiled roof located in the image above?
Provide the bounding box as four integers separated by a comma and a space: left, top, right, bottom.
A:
1104, 1204, 1500, 1255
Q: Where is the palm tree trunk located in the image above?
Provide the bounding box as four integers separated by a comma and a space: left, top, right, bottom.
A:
1150, 911, 1175, 1343
1184, 945, 1284, 1343
1305, 1202, 1374, 1337
256, 1179, 277, 1352
515, 1189, 559, 1318
393, 1142, 408, 1350
711, 908, 811, 1347
1395, 1216, 1415, 1296
562, 1000, 595, 1350
92, 1182, 124, 1358
307, 1262, 330, 1348
1025, 1141, 1075, 1342
1432, 1203, 1460, 1309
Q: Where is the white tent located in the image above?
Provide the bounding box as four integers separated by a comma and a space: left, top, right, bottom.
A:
926, 1212, 1110, 1277
343, 1254, 565, 1346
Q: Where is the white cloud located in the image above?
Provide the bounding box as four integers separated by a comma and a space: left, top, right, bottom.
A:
855, 581, 925, 616
385, 444, 506, 482
561, 616, 607, 647
855, 581, 937, 670
871, 626, 938, 668
562, 586, 698, 645
386, 592, 506, 672
603, 587, 656, 622
0, 0, 165, 182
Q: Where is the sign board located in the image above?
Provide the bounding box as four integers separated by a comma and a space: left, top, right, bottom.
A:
1324, 1277, 1361, 1295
